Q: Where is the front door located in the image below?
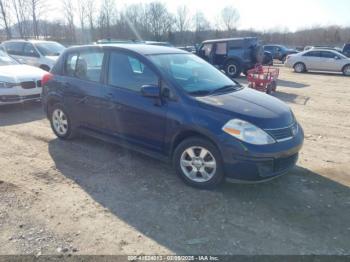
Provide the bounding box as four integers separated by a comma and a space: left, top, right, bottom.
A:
103, 51, 168, 153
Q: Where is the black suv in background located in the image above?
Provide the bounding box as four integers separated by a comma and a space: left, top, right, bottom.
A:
196, 37, 264, 78
343, 43, 350, 57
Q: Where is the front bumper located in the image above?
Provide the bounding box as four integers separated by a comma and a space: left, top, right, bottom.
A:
219, 125, 304, 182
0, 94, 41, 105
0, 86, 42, 105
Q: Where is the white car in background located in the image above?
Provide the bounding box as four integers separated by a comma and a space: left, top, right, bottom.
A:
285, 49, 350, 76
0, 50, 46, 105
1, 40, 65, 71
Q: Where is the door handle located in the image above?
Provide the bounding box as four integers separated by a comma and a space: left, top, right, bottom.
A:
77, 96, 88, 104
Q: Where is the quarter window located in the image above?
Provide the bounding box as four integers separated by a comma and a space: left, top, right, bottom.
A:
108, 52, 159, 92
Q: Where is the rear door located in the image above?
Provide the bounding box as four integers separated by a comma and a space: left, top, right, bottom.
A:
62, 49, 107, 130
102, 51, 168, 153
22, 43, 41, 67
302, 51, 322, 70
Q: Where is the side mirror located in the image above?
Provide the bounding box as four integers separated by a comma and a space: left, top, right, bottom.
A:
334, 56, 340, 60
141, 85, 160, 98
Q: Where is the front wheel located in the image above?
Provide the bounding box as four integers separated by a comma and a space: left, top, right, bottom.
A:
50, 104, 76, 140
173, 137, 224, 189
225, 61, 241, 78
342, 65, 350, 76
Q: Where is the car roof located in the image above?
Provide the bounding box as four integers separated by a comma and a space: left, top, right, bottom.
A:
3, 39, 57, 44
68, 44, 188, 55
202, 37, 257, 44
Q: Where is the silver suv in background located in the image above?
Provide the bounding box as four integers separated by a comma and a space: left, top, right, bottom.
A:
285, 49, 350, 76
1, 40, 65, 71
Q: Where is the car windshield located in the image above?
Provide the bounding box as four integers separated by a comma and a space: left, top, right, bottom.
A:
0, 50, 19, 66
34, 42, 65, 56
149, 53, 241, 95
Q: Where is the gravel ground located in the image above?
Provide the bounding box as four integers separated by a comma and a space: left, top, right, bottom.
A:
0, 65, 350, 255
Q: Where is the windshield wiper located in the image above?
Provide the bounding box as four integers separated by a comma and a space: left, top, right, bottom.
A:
209, 84, 240, 95
188, 90, 211, 96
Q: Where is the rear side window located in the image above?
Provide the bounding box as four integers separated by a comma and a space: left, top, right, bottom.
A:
108, 52, 158, 92
304, 51, 321, 57
215, 42, 227, 55
65, 51, 104, 82
4, 42, 24, 55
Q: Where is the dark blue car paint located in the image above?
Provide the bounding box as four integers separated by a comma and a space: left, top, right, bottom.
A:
43, 44, 304, 182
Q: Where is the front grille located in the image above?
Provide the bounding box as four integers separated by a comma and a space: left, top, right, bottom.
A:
21, 81, 36, 89
265, 122, 297, 142
274, 153, 298, 172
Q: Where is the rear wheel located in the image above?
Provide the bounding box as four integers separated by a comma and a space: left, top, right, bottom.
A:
225, 61, 241, 78
342, 65, 350, 76
294, 62, 306, 73
173, 137, 224, 189
50, 104, 76, 140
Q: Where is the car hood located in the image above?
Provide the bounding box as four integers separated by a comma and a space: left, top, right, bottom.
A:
0, 64, 46, 83
194, 88, 294, 129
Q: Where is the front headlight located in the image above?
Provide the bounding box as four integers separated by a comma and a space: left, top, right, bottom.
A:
222, 119, 275, 145
0, 81, 19, 88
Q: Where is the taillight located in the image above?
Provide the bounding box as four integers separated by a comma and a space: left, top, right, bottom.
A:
42, 73, 53, 86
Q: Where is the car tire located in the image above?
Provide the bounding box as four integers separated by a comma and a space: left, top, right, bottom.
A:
173, 137, 224, 189
40, 65, 50, 71
293, 62, 306, 73
281, 56, 287, 63
49, 103, 76, 140
225, 61, 241, 78
342, 64, 350, 76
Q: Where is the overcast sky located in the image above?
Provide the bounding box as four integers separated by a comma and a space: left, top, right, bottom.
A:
47, 0, 350, 32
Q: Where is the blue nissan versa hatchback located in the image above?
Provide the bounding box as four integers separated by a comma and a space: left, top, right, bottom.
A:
41, 44, 304, 189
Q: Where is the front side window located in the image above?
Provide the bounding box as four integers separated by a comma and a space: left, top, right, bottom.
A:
321, 51, 337, 59
149, 54, 240, 95
65, 51, 104, 82
23, 43, 39, 57
108, 52, 159, 92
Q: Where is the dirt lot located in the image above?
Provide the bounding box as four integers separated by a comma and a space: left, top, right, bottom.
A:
0, 65, 350, 256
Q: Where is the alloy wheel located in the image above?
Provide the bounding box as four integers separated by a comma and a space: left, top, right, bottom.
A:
52, 109, 68, 136
180, 146, 217, 183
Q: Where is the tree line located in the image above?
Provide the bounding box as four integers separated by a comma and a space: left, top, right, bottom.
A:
0, 0, 349, 47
